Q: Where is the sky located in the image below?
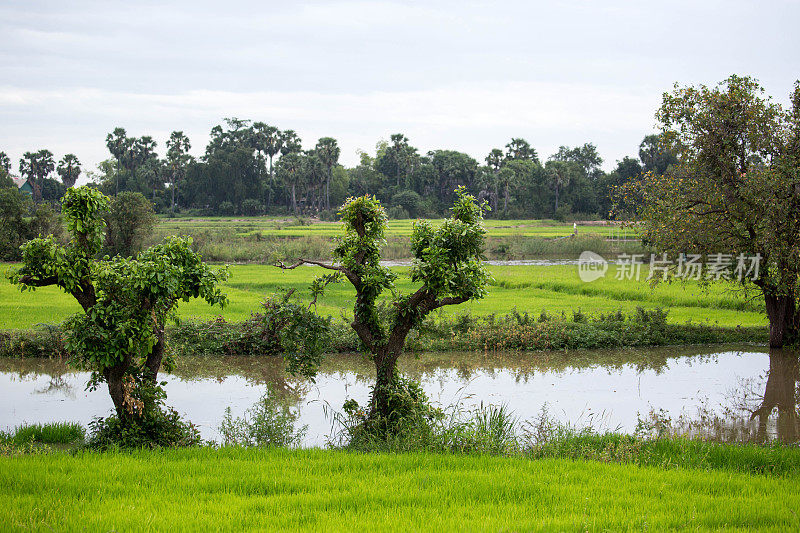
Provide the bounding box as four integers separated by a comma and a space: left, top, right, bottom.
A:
1, 0, 798, 181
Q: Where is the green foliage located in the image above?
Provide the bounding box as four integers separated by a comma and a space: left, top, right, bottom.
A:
618, 75, 800, 346
104, 191, 157, 257
86, 410, 202, 450
219, 386, 306, 447
67, 236, 228, 378
239, 291, 331, 378
409, 186, 489, 305
0, 188, 62, 261
1, 422, 85, 446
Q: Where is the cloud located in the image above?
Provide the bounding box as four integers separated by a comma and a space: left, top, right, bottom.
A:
0, 81, 659, 173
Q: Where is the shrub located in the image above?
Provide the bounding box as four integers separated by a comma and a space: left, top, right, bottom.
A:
0, 189, 62, 260
104, 191, 157, 257
386, 205, 410, 219
0, 325, 68, 359
84, 379, 202, 450
218, 386, 305, 447
241, 198, 263, 216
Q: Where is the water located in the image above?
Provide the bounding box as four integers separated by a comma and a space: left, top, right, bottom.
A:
1, 344, 795, 446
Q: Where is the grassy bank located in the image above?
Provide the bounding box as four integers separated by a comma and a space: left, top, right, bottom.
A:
1, 308, 767, 359
0, 263, 768, 331
1, 448, 798, 531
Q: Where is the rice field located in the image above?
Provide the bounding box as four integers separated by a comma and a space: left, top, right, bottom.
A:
156, 215, 631, 238
1, 448, 797, 531
0, 263, 767, 330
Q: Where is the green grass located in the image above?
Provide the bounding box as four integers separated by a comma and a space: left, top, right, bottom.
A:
1, 263, 768, 330
157, 215, 631, 238
0, 422, 85, 445
1, 448, 797, 531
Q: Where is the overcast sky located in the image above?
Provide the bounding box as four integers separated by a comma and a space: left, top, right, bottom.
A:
1, 0, 798, 180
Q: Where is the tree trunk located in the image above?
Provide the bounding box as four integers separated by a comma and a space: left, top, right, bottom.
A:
144, 328, 165, 385
291, 183, 297, 214
104, 360, 130, 421
325, 168, 331, 211
370, 348, 399, 420
765, 294, 799, 348
554, 185, 560, 214
368, 323, 413, 419
170, 174, 176, 212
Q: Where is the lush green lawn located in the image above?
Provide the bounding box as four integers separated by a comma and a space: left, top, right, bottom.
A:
1, 263, 767, 330
0, 448, 796, 531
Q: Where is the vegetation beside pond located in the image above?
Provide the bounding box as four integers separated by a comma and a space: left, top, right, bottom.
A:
0, 307, 767, 359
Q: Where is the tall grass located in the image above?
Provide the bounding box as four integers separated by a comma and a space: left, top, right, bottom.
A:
0, 422, 85, 446
2, 447, 799, 530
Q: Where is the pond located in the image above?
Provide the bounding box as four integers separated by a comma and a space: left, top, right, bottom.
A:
1, 344, 797, 446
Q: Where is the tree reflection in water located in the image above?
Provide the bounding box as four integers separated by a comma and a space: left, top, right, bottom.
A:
749, 349, 799, 443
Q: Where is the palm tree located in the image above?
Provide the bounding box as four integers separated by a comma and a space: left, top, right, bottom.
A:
315, 137, 340, 210
57, 154, 81, 188
105, 127, 128, 196
166, 131, 192, 212
546, 160, 576, 214
277, 152, 304, 215
19, 149, 54, 202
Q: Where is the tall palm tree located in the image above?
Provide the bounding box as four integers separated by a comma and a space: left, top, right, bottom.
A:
105, 127, 128, 196
166, 131, 192, 212
315, 137, 340, 210
57, 154, 81, 188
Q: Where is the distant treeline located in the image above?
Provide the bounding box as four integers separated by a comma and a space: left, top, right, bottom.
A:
0, 119, 677, 219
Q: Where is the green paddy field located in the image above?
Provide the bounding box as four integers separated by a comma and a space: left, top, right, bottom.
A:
0, 263, 766, 330
1, 448, 797, 531
156, 216, 632, 238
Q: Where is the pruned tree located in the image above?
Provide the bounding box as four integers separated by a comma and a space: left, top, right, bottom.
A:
8, 186, 228, 430
277, 187, 488, 419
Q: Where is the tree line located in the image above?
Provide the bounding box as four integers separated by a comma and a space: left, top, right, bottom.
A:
1, 121, 676, 220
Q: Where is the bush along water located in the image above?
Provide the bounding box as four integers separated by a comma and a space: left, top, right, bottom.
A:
4, 307, 767, 360
218, 385, 306, 448
84, 379, 202, 450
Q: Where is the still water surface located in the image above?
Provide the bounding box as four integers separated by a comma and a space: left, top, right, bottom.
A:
1, 344, 792, 446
